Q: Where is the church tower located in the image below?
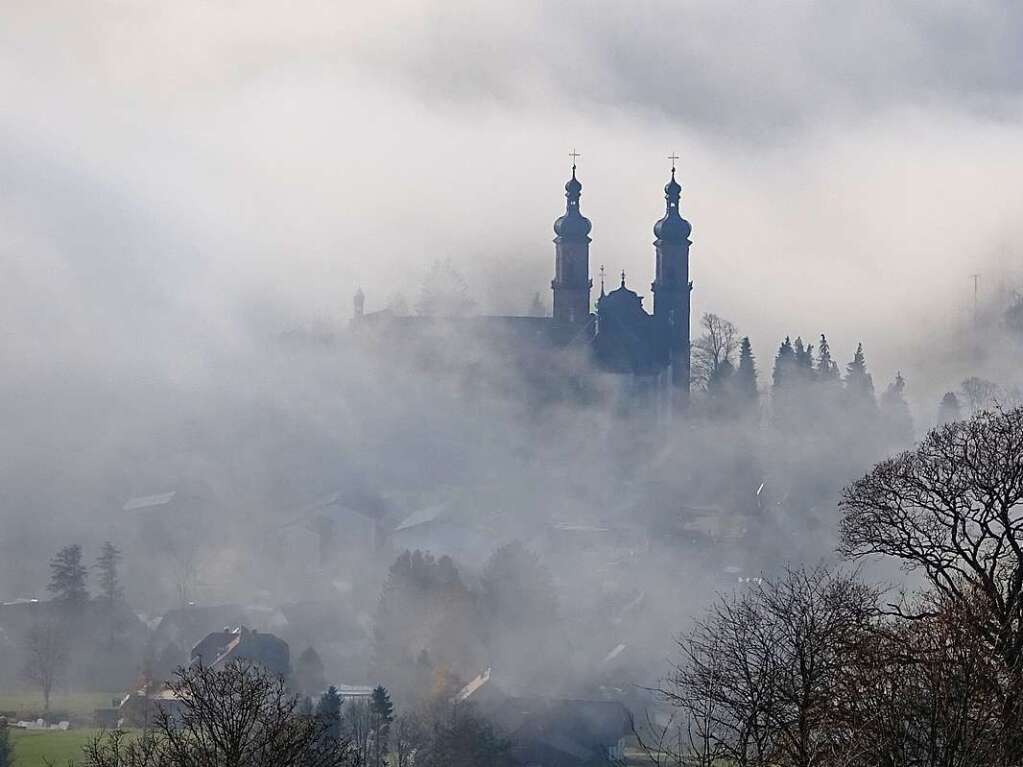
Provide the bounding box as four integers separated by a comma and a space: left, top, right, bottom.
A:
651, 162, 692, 400
551, 161, 592, 324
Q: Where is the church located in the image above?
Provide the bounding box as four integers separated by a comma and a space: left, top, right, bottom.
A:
352, 160, 694, 412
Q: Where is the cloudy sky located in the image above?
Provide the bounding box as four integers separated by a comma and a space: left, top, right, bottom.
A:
3, 0, 1023, 396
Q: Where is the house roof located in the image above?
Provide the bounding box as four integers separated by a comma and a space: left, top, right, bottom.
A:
123, 491, 176, 512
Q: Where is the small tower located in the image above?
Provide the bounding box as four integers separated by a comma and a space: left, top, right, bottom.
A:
651, 159, 692, 401
353, 287, 365, 319
551, 157, 592, 325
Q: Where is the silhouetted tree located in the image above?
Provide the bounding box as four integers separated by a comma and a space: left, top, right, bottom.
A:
416, 705, 513, 767
844, 343, 876, 411
316, 686, 343, 742
692, 313, 739, 389
734, 336, 758, 407
296, 646, 327, 697
81, 661, 357, 767
772, 336, 795, 390
880, 372, 913, 446
938, 391, 962, 425
48, 544, 88, 605
95, 541, 123, 605
961, 376, 999, 413
22, 619, 68, 715
840, 407, 1023, 763
816, 334, 839, 383
369, 686, 395, 767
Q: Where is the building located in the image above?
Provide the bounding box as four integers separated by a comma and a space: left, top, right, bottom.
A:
352, 161, 694, 413
191, 625, 290, 677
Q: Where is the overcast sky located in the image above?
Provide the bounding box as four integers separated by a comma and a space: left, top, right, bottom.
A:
3, 0, 1023, 395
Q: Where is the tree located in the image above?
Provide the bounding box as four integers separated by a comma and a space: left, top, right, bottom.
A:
22, 619, 68, 715
0, 716, 13, 767
772, 337, 795, 390
393, 710, 428, 767
48, 544, 88, 605
816, 335, 839, 384
658, 566, 878, 767
316, 686, 343, 742
480, 542, 561, 687
843, 343, 876, 411
343, 699, 371, 764
95, 542, 123, 604
879, 372, 913, 446
938, 391, 962, 425
734, 336, 759, 406
840, 407, 1023, 763
296, 646, 327, 697
793, 336, 815, 382
416, 259, 477, 317
369, 686, 395, 767
416, 705, 513, 767
81, 661, 357, 767
961, 376, 1000, 413
692, 313, 739, 389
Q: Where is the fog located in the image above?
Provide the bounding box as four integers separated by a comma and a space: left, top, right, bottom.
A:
3, 0, 1023, 705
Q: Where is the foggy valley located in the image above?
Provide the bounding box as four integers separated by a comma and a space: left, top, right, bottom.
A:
3, 2, 1023, 766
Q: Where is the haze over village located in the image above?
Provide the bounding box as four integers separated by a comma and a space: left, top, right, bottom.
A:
3, 3, 1023, 767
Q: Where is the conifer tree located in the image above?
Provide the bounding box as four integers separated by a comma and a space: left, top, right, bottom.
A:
937, 391, 962, 425
880, 372, 914, 445
48, 544, 88, 605
95, 541, 123, 604
816, 334, 839, 383
773, 337, 795, 390
369, 685, 394, 767
844, 343, 876, 410
315, 685, 343, 741
735, 336, 759, 404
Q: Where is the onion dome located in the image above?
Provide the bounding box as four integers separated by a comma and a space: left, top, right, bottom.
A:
653, 168, 692, 242
554, 166, 592, 239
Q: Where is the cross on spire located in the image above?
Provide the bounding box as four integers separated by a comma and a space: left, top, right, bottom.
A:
668, 152, 679, 174
599, 264, 606, 293
620, 269, 626, 287
569, 148, 581, 173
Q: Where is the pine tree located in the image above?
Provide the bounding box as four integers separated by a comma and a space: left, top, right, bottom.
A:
937, 391, 962, 425
369, 685, 395, 767
844, 343, 876, 410
735, 336, 759, 404
315, 686, 343, 741
773, 337, 795, 390
95, 541, 123, 604
816, 334, 839, 383
48, 545, 88, 605
880, 372, 914, 446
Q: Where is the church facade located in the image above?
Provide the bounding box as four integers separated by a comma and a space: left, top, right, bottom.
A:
353, 163, 693, 411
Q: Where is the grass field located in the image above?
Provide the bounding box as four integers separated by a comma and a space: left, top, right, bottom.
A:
8, 728, 103, 767
0, 691, 120, 723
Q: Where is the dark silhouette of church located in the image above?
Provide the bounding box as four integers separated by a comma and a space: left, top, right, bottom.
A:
353, 161, 693, 411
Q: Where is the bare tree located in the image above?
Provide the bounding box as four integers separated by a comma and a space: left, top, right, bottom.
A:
22, 619, 68, 715
81, 661, 357, 767
657, 566, 877, 767
692, 313, 739, 388
840, 406, 1023, 763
